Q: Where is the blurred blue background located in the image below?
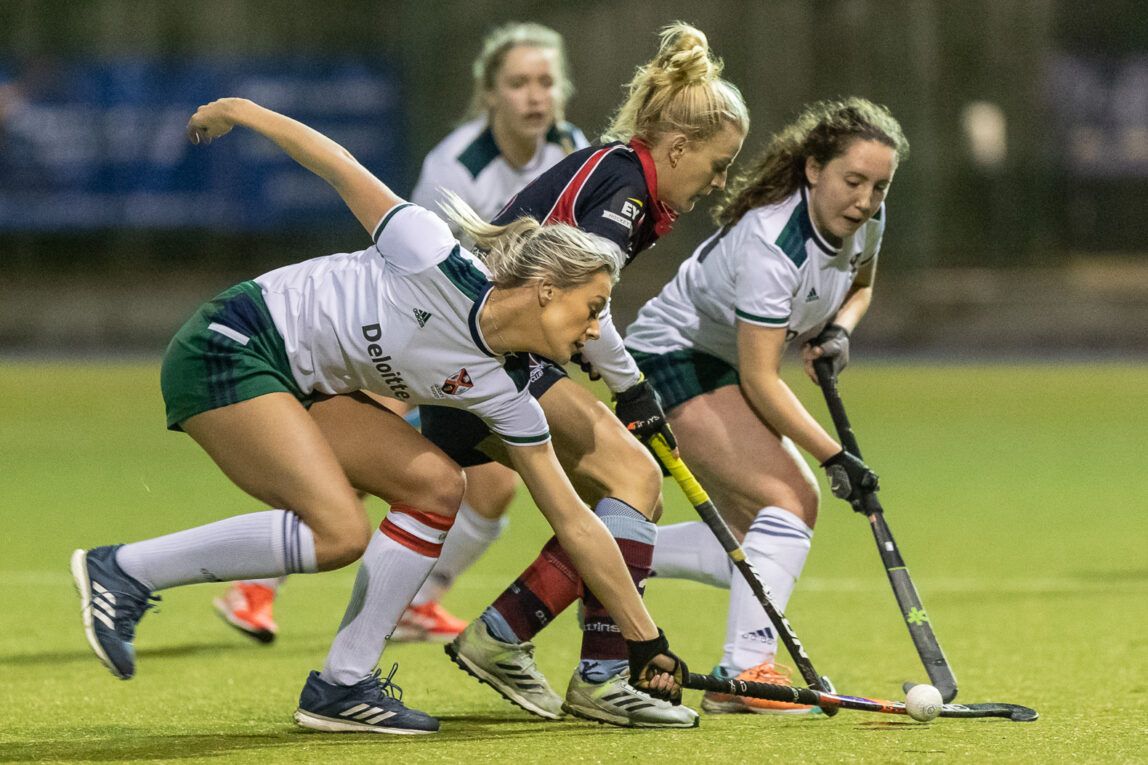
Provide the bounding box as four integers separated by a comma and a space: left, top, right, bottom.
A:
1, 0, 1145, 354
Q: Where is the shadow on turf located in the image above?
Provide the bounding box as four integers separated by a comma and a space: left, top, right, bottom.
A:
1, 717, 671, 761
0, 640, 284, 668
1074, 567, 1148, 582
0, 733, 303, 762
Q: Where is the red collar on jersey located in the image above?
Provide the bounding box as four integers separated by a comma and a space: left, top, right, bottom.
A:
629, 138, 678, 237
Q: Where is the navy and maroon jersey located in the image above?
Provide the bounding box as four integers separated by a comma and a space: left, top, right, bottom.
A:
492, 139, 677, 266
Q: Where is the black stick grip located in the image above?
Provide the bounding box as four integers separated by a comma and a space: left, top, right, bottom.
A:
684, 672, 822, 707
813, 358, 863, 457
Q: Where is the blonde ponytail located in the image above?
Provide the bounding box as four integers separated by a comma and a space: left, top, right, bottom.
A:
602, 22, 748, 145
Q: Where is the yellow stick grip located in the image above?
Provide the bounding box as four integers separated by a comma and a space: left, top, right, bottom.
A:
648, 434, 710, 508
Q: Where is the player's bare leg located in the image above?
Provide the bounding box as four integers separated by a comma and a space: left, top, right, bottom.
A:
297, 392, 465, 733
654, 385, 820, 714
74, 392, 378, 681
450, 379, 697, 727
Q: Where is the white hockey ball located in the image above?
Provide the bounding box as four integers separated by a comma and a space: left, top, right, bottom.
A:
905, 683, 943, 722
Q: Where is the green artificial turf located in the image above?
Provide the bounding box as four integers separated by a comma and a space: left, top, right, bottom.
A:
1, 360, 1144, 763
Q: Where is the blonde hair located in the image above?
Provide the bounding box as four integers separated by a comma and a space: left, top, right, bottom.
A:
467, 21, 574, 122
715, 97, 910, 226
439, 191, 622, 288
601, 21, 748, 145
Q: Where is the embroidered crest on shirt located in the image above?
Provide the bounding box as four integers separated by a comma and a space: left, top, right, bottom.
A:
413, 308, 432, 328
441, 368, 474, 395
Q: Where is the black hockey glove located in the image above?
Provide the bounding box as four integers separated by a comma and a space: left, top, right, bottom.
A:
626, 628, 687, 704
821, 449, 879, 504
808, 323, 851, 376
614, 378, 677, 451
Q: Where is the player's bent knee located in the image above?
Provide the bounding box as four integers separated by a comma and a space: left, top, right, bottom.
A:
427, 467, 466, 518
615, 447, 663, 518
463, 465, 517, 519
401, 462, 465, 518
796, 479, 820, 527
314, 520, 373, 571
649, 493, 665, 524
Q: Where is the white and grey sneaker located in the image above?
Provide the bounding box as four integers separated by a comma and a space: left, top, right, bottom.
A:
444, 620, 564, 719
563, 668, 700, 728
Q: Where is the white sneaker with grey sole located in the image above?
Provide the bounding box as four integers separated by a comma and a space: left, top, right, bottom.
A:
444, 620, 564, 719
563, 668, 699, 728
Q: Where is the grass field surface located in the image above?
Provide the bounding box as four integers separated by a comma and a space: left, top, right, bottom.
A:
1, 360, 1144, 763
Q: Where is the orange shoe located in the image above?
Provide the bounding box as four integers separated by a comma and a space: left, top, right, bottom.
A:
701, 662, 820, 715
213, 582, 278, 644
391, 601, 468, 643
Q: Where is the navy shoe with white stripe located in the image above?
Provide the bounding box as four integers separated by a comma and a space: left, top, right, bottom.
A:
70, 545, 159, 680
294, 664, 439, 734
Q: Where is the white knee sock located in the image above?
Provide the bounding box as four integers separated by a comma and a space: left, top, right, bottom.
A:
410, 502, 506, 607
722, 507, 813, 672
650, 521, 732, 588
115, 510, 317, 591
321, 506, 454, 686
241, 577, 286, 591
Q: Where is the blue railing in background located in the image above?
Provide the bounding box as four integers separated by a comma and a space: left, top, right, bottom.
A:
0, 58, 405, 230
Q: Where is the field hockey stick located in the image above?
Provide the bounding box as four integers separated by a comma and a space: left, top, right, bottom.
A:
683, 671, 1037, 721
812, 358, 959, 702
646, 434, 839, 714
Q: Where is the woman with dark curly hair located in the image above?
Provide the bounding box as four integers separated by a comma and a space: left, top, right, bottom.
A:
626, 97, 909, 715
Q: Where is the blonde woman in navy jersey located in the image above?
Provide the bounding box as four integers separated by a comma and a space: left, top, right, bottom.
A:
625, 97, 908, 715
214, 21, 590, 648
407, 22, 748, 728
70, 96, 685, 734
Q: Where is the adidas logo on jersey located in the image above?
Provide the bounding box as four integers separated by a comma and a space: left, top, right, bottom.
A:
805, 288, 820, 302
441, 368, 474, 395
413, 308, 432, 328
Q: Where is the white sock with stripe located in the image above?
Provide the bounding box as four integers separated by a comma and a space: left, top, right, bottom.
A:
321, 505, 454, 686
722, 507, 813, 672
410, 502, 506, 607
240, 577, 286, 592
649, 520, 733, 588
115, 510, 317, 591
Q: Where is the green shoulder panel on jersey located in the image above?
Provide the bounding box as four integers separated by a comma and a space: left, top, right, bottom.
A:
775, 199, 815, 268
502, 353, 532, 392
373, 202, 415, 243
438, 245, 488, 301
735, 308, 788, 325
458, 127, 502, 179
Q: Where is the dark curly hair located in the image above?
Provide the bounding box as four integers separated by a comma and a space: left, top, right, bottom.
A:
714, 97, 909, 227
